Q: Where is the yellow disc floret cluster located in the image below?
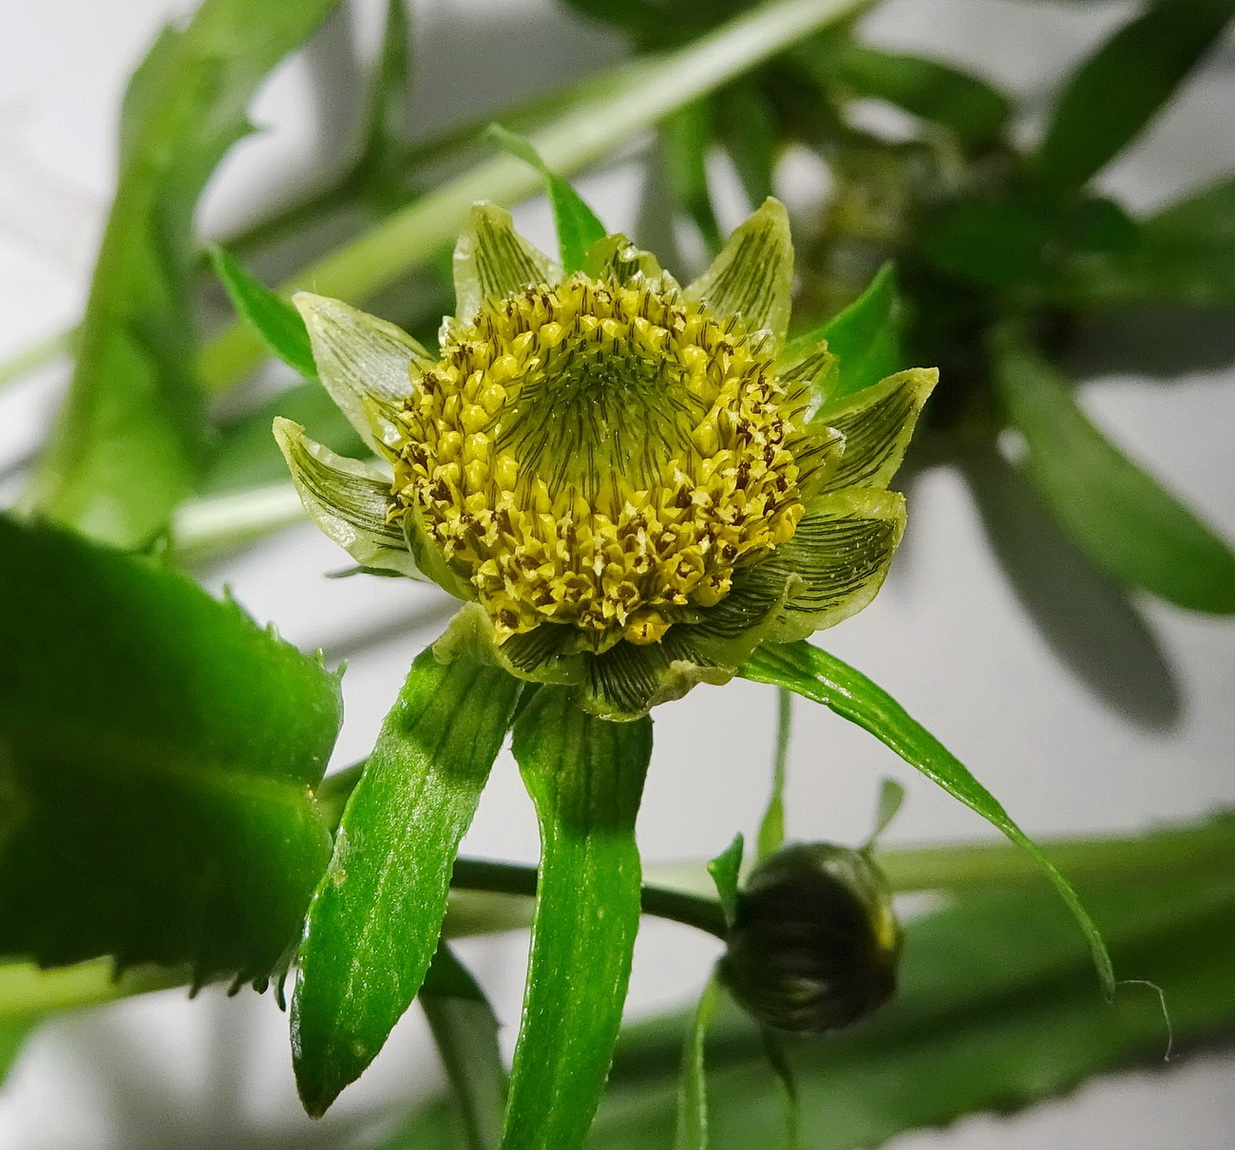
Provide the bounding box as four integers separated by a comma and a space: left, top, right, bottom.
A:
390, 276, 808, 647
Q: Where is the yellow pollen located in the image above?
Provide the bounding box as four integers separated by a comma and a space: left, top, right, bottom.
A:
392, 276, 808, 646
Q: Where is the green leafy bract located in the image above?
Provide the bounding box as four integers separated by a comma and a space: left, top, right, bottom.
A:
786, 263, 902, 401
993, 331, 1235, 614
292, 647, 520, 1116
1036, 1, 1234, 189
0, 515, 340, 986
22, 0, 341, 548
740, 640, 1115, 997
503, 688, 652, 1150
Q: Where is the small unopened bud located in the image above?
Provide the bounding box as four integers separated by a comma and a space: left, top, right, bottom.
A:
720, 842, 901, 1033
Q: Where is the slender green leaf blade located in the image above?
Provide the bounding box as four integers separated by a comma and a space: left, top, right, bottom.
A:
357, 0, 414, 204
1073, 176, 1235, 306
210, 247, 317, 381
832, 44, 1011, 145
717, 82, 778, 211
673, 974, 723, 1150
660, 100, 723, 256
994, 333, 1235, 613
487, 125, 606, 275
1037, 1, 1235, 189
0, 514, 340, 984
422, 943, 507, 1150
504, 688, 652, 1150
23, 0, 340, 547
756, 689, 792, 861
292, 649, 520, 1116
740, 640, 1115, 996
784, 263, 901, 400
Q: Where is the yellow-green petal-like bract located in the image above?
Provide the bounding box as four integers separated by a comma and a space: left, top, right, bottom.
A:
277, 199, 937, 719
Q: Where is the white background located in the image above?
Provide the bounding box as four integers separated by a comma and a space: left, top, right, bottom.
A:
0, 0, 1232, 1146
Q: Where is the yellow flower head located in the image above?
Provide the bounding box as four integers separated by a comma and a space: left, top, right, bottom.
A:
276, 200, 935, 719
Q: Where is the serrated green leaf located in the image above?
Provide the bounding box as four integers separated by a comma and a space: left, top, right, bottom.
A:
785, 263, 901, 401
292, 647, 520, 1116
503, 688, 652, 1150
660, 100, 723, 256
0, 514, 339, 985
487, 125, 606, 275
740, 640, 1115, 997
23, 0, 341, 548
993, 332, 1235, 613
1037, 1, 1235, 189
831, 44, 1011, 145
210, 247, 317, 381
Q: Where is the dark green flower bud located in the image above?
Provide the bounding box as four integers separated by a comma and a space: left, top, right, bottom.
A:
720, 842, 901, 1033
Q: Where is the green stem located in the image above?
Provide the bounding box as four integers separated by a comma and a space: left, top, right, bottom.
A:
197, 0, 872, 392
0, 328, 75, 390
756, 688, 792, 860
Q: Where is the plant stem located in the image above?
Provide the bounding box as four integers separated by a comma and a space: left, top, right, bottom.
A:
197, 0, 873, 393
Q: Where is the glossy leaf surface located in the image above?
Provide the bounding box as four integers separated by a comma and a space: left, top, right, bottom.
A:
740, 640, 1114, 995
0, 515, 340, 984
503, 688, 652, 1150
292, 648, 520, 1116
994, 334, 1235, 613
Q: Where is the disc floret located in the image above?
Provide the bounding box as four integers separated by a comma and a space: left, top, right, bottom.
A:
391, 276, 809, 648
277, 198, 936, 718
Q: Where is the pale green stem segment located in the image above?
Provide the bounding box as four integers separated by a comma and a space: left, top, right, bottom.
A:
198, 0, 873, 392
504, 689, 653, 1150
740, 640, 1116, 998
673, 974, 724, 1150
291, 649, 521, 1117
756, 688, 793, 861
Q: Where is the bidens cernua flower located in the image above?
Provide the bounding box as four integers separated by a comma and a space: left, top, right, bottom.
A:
275, 199, 935, 719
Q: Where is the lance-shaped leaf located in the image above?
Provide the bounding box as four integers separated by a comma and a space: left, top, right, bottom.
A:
1036, 1, 1235, 190
23, 0, 341, 548
740, 640, 1115, 997
830, 44, 1011, 146
211, 247, 318, 382
993, 332, 1235, 614
488, 126, 606, 276
660, 100, 723, 256
503, 688, 652, 1150
0, 514, 340, 985
783, 263, 902, 402
292, 648, 520, 1116
356, 0, 415, 207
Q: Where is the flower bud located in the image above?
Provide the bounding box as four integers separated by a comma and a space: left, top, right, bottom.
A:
720, 842, 901, 1033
